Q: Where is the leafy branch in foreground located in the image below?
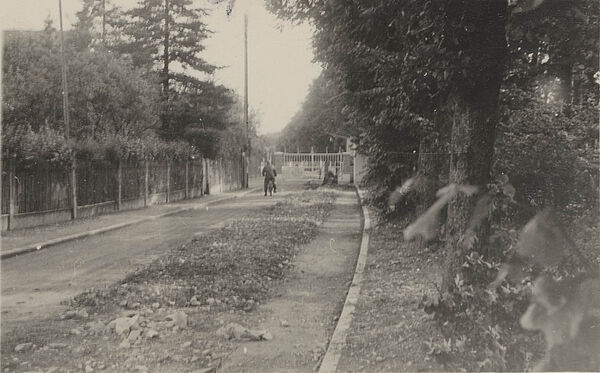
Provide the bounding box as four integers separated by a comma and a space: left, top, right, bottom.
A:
400, 179, 599, 371
497, 209, 599, 371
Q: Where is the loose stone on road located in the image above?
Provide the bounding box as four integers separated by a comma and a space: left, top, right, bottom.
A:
220, 190, 362, 372
0, 184, 293, 333
1, 182, 364, 373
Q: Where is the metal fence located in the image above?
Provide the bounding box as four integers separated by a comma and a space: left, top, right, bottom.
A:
77, 160, 116, 206
122, 161, 144, 201
170, 161, 187, 193
189, 160, 204, 198
148, 161, 168, 195
1, 161, 71, 215
1, 169, 9, 214
1, 157, 215, 230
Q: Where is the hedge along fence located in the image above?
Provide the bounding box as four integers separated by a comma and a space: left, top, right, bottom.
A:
1, 157, 210, 231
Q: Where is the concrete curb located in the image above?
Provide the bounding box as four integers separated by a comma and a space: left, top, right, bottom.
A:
1, 188, 259, 260
319, 187, 371, 373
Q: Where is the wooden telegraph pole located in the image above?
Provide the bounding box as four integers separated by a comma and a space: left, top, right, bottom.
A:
243, 12, 249, 188
59, 0, 77, 219
59, 0, 70, 138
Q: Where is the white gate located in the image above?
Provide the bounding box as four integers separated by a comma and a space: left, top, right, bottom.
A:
273, 151, 353, 182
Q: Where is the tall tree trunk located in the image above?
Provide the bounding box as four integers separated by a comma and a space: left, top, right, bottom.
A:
442, 0, 508, 292
416, 108, 451, 216
416, 134, 439, 215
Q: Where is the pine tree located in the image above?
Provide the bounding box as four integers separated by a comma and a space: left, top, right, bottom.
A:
111, 0, 239, 155
72, 0, 123, 49
118, 0, 215, 100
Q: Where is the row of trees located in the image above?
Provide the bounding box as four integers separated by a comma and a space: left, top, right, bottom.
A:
270, 0, 598, 280
2, 0, 255, 165
277, 74, 348, 153
270, 1, 598, 369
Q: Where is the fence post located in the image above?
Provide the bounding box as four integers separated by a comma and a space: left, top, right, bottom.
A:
8, 158, 15, 230
200, 158, 204, 195
116, 159, 122, 210
71, 157, 78, 220
185, 160, 189, 199
144, 160, 149, 207
220, 158, 224, 193
203, 157, 209, 195
166, 161, 170, 203
311, 147, 315, 174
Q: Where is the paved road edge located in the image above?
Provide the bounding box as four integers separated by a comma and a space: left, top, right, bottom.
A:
319, 187, 371, 373
1, 188, 259, 260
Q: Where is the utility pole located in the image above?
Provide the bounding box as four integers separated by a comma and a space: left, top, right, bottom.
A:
59, 0, 77, 219
102, 0, 106, 45
243, 12, 249, 188
59, 0, 70, 138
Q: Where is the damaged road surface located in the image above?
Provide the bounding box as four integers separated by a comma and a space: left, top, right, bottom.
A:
220, 190, 362, 373
1, 183, 362, 373
0, 188, 288, 330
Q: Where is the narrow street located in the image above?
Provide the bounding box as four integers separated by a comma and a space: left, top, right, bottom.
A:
1, 181, 300, 335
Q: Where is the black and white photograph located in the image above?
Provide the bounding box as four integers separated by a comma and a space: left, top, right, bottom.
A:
1, 0, 599, 372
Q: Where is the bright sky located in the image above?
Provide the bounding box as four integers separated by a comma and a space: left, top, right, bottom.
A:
0, 0, 322, 134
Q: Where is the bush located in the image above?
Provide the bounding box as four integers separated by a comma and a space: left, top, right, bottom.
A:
495, 102, 598, 219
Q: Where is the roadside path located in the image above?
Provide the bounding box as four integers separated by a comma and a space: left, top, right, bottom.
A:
221, 189, 363, 372
0, 182, 297, 335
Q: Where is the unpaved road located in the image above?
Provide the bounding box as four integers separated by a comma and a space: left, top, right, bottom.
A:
221, 190, 362, 372
0, 182, 300, 335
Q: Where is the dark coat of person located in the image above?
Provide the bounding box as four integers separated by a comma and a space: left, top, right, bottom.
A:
262, 164, 276, 180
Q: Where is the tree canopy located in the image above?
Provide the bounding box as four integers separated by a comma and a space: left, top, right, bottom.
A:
278, 73, 347, 153
2, 0, 255, 163
267, 1, 599, 369
2, 24, 159, 162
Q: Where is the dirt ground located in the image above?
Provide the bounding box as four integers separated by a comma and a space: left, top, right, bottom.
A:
221, 190, 362, 372
1, 191, 284, 334
337, 217, 446, 373
1, 185, 362, 373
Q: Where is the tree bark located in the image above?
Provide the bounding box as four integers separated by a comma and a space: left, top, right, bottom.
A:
416, 108, 451, 216
442, 0, 508, 292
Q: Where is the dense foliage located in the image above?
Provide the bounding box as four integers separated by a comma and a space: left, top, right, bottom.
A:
268, 0, 599, 370
2, 23, 159, 163
278, 73, 348, 153
2, 0, 257, 164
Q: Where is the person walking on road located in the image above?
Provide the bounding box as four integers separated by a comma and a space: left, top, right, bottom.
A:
262, 160, 277, 196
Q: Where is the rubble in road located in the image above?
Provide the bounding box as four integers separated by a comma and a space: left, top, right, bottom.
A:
216, 323, 273, 341
1, 190, 336, 373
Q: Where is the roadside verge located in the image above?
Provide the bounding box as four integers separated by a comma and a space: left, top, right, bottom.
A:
319, 188, 370, 373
